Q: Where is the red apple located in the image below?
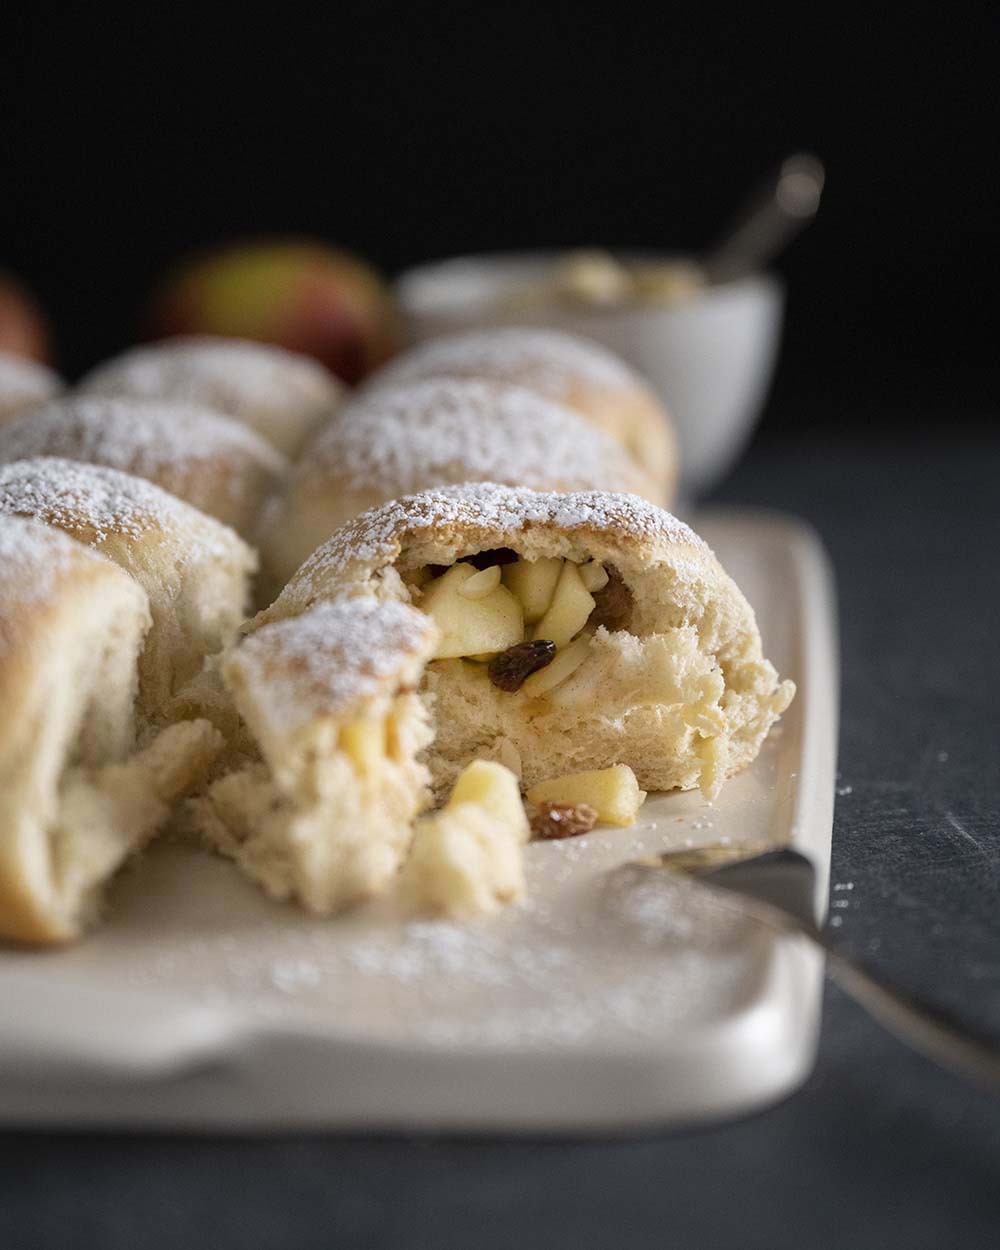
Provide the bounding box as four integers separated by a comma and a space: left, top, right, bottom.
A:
0, 272, 52, 364
146, 240, 398, 385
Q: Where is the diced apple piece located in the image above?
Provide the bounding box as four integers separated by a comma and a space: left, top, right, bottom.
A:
519, 634, 591, 698
449, 759, 529, 843
422, 564, 524, 659
458, 564, 502, 600
532, 561, 595, 647
503, 556, 563, 624
579, 560, 609, 592
400, 807, 525, 917
526, 765, 646, 827
340, 718, 385, 776
400, 760, 527, 916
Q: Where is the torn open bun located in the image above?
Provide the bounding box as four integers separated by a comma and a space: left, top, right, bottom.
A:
194, 600, 437, 913
0, 517, 221, 943
253, 483, 794, 799
0, 457, 257, 725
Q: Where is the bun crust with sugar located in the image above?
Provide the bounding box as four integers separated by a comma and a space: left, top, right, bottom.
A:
78, 336, 344, 456
258, 378, 660, 596
0, 396, 287, 539
193, 600, 437, 913
0, 517, 221, 943
253, 483, 794, 798
363, 328, 676, 502
0, 457, 257, 724
0, 352, 63, 427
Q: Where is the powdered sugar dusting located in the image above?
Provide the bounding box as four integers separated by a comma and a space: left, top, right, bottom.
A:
78, 337, 342, 447
366, 327, 641, 401
0, 396, 286, 481
0, 514, 107, 613
233, 600, 435, 726
0, 456, 245, 559
0, 352, 63, 421
306, 378, 649, 497
287, 481, 704, 595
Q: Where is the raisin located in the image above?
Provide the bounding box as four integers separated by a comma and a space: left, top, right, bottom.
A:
461, 548, 519, 570
589, 567, 633, 631
488, 639, 557, 692
530, 801, 599, 840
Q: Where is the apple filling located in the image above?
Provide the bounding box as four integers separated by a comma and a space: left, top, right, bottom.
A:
402, 550, 733, 797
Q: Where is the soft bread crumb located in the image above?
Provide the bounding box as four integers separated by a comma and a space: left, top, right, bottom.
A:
194, 602, 437, 914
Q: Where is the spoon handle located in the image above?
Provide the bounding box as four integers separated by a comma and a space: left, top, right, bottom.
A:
702, 153, 825, 285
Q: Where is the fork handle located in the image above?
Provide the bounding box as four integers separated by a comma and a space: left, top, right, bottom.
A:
814, 935, 1000, 1090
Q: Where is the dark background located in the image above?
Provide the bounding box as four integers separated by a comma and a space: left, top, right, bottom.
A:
2, 10, 1000, 1248
3, 5, 998, 433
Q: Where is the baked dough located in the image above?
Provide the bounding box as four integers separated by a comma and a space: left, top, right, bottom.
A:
0, 396, 287, 539
0, 351, 62, 427
78, 336, 344, 456
0, 517, 222, 943
254, 483, 794, 799
258, 378, 660, 596
0, 458, 257, 724
194, 600, 437, 913
364, 328, 676, 502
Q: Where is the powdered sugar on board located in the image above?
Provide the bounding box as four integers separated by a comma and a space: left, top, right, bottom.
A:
305, 379, 648, 497
365, 326, 642, 399
89, 778, 776, 1050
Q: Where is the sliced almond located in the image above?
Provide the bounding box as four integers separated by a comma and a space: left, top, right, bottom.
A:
520, 634, 591, 698
532, 561, 595, 648
458, 564, 502, 600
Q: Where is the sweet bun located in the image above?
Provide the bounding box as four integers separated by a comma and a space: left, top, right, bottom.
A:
0, 351, 63, 427
0, 458, 257, 724
78, 336, 344, 456
0, 396, 287, 539
255, 483, 794, 799
0, 517, 222, 943
258, 378, 660, 596
364, 328, 676, 501
195, 600, 437, 913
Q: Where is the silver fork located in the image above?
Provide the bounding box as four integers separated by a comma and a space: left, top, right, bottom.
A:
618, 845, 1000, 1091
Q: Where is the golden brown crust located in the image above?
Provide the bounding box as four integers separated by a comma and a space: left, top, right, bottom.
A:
257, 378, 660, 596
0, 396, 287, 538
363, 328, 676, 502
78, 336, 345, 456
0, 458, 257, 722
255, 482, 718, 638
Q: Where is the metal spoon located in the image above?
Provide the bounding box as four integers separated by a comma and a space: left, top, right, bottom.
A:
701, 153, 826, 285
613, 844, 1000, 1091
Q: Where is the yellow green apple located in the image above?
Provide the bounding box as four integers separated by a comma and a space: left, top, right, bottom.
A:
146, 239, 398, 384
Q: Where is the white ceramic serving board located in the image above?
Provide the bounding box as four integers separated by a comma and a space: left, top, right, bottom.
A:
0, 508, 837, 1133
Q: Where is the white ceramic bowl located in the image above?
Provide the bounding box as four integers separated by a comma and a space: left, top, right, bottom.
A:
394, 252, 785, 495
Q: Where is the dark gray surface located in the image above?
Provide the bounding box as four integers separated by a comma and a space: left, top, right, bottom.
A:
2, 430, 998, 1250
